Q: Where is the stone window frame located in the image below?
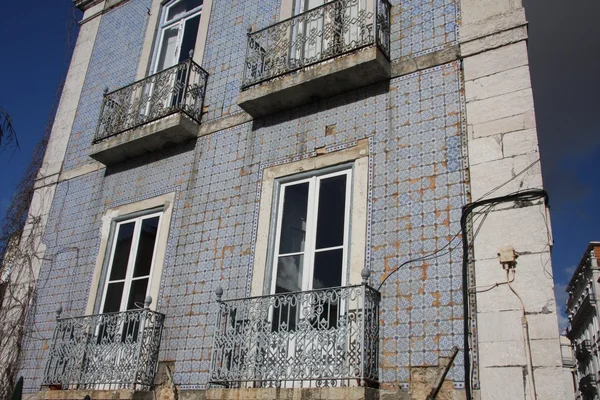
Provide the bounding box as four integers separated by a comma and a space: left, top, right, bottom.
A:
85, 192, 176, 314
251, 140, 370, 297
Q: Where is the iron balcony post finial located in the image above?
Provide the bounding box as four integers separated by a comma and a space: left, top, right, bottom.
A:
144, 295, 153, 309
215, 286, 224, 302
361, 267, 371, 285
55, 304, 63, 320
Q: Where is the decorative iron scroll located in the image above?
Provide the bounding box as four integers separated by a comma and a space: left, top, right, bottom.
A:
94, 59, 208, 143
210, 284, 381, 388
242, 0, 391, 89
43, 308, 165, 391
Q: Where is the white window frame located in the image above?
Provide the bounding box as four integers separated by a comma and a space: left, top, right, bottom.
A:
86, 193, 176, 315
136, 0, 214, 80
270, 168, 352, 295
150, 0, 204, 74
98, 211, 163, 314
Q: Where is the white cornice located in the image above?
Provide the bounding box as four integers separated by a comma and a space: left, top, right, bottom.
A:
73, 0, 103, 11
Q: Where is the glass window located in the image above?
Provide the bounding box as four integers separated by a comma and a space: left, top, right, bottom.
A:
100, 212, 162, 314
270, 169, 352, 331
152, 0, 203, 73
272, 168, 351, 294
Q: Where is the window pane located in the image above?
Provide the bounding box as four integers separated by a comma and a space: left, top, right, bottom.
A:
315, 174, 346, 249
167, 0, 203, 21
109, 222, 135, 281
127, 278, 149, 310
133, 216, 160, 278
275, 255, 304, 293
103, 282, 125, 313
279, 183, 309, 254
312, 249, 343, 289
178, 15, 201, 62
156, 26, 179, 71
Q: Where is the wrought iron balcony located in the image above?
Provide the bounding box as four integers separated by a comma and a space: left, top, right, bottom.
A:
242, 0, 391, 89
43, 300, 165, 391
209, 283, 380, 388
94, 59, 208, 143
579, 373, 598, 395
576, 339, 593, 361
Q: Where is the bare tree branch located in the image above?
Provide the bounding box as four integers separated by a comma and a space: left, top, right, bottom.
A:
0, 108, 19, 154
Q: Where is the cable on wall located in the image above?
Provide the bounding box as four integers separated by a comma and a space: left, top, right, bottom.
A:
460, 188, 549, 400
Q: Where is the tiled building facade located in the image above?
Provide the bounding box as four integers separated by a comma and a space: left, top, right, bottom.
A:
10, 0, 566, 399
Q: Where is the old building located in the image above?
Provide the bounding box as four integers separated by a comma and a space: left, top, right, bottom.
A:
567, 242, 600, 399
5, 0, 566, 399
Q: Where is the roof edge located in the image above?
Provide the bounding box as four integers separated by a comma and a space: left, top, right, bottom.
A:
73, 0, 104, 11
567, 241, 600, 290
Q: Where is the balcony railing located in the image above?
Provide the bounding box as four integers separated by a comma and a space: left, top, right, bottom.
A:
209, 283, 380, 388
94, 59, 208, 143
43, 300, 165, 391
242, 0, 391, 88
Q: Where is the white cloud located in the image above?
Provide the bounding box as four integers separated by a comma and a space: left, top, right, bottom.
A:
564, 264, 577, 276
554, 282, 569, 333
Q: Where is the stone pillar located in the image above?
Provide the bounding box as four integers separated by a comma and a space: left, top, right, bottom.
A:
459, 0, 565, 399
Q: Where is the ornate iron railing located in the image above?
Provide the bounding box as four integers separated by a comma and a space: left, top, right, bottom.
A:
43, 300, 165, 391
94, 59, 208, 143
242, 0, 391, 88
210, 283, 380, 388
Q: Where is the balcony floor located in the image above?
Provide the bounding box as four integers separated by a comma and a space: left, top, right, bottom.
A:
238, 46, 391, 118
89, 112, 199, 165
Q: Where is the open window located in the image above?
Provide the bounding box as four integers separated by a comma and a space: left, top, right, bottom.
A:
152, 0, 203, 73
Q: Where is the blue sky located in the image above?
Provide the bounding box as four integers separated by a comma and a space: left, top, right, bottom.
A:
0, 1, 599, 332
0, 2, 78, 217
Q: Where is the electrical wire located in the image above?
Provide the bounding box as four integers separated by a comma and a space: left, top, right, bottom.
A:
475, 158, 540, 202
468, 269, 515, 293
460, 188, 549, 400
376, 203, 495, 292
506, 269, 537, 400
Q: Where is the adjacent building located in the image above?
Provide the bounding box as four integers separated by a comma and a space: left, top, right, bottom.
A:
567, 242, 600, 399
2, 0, 567, 399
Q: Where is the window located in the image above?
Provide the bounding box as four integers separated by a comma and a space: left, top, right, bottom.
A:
86, 193, 176, 316
99, 212, 162, 314
269, 168, 352, 332
152, 0, 203, 73
271, 168, 351, 295
289, 0, 368, 65
250, 141, 369, 299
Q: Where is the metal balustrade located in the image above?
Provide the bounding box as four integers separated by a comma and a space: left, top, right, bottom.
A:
210, 283, 380, 388
242, 0, 391, 89
94, 59, 208, 143
43, 300, 165, 391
